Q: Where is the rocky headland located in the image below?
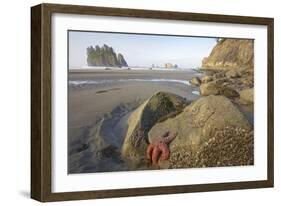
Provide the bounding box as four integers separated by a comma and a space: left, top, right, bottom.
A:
202, 38, 254, 70
192, 38, 254, 110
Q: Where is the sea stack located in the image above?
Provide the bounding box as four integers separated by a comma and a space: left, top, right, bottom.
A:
87, 44, 128, 67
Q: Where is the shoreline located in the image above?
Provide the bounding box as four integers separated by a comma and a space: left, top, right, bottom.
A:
69, 66, 197, 71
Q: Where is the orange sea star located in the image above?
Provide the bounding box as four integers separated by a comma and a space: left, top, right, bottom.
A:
146, 131, 177, 165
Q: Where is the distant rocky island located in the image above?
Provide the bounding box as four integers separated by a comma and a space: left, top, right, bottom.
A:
164, 63, 178, 69
87, 44, 128, 67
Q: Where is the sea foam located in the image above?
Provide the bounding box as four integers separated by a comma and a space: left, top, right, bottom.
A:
69, 78, 191, 87
192, 91, 200, 96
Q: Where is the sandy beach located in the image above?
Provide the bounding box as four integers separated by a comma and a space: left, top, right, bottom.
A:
68, 69, 202, 173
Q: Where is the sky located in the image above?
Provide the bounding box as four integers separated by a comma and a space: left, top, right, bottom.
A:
68, 31, 217, 69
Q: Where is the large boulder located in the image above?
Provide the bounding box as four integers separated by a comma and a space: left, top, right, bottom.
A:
200, 79, 239, 99
239, 88, 254, 105
121, 92, 188, 168
220, 86, 240, 98
199, 80, 222, 96
148, 95, 253, 169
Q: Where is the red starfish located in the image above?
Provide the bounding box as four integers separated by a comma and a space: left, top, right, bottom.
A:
147, 131, 177, 165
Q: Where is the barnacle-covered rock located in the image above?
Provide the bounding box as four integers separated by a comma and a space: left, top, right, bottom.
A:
148, 95, 253, 169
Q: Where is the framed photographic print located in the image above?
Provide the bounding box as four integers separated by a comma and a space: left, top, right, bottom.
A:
31, 3, 274, 202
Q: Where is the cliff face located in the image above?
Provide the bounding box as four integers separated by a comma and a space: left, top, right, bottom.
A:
198, 38, 254, 113
87, 44, 128, 67
202, 39, 254, 70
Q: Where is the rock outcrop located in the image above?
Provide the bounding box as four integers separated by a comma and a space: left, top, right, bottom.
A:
239, 88, 254, 105
202, 39, 254, 71
201, 76, 213, 83
117, 53, 127, 67
190, 77, 201, 86
148, 95, 253, 169
225, 69, 241, 78
197, 39, 254, 106
219, 86, 240, 98
200, 79, 239, 98
87, 44, 128, 67
200, 80, 221, 96
121, 92, 189, 168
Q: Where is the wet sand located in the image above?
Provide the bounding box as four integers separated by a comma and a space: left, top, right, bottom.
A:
68, 69, 201, 173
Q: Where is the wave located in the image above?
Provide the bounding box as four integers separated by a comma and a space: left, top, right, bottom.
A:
69, 78, 191, 87
192, 91, 200, 96
80, 66, 193, 71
